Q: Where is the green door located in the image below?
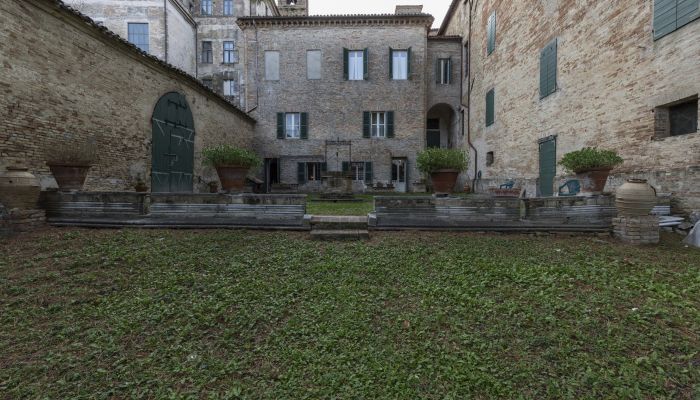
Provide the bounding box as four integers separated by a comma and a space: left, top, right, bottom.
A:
538, 136, 556, 197
151, 92, 195, 192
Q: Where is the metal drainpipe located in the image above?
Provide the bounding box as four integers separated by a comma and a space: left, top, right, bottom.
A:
163, 0, 168, 63
460, 0, 478, 190
246, 18, 260, 113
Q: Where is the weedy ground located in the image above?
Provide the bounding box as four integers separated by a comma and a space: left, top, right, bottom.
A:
1, 229, 698, 399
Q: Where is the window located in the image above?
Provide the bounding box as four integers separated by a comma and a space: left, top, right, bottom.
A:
277, 112, 308, 139
363, 111, 394, 138
344, 49, 367, 81
298, 162, 324, 184
486, 151, 495, 166
223, 80, 237, 97
655, 97, 698, 138
307, 50, 321, 80
437, 58, 451, 84
201, 78, 213, 89
265, 51, 280, 81
342, 161, 372, 182
127, 23, 149, 53
201, 0, 212, 15
426, 118, 441, 148
201, 41, 213, 64
486, 89, 495, 127
223, 41, 236, 64
285, 113, 301, 138
487, 11, 496, 55
350, 162, 365, 181
223, 0, 233, 15
540, 39, 558, 99
653, 0, 700, 40
391, 49, 410, 80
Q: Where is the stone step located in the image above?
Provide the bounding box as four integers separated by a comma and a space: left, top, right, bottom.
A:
309, 215, 368, 230
310, 229, 370, 241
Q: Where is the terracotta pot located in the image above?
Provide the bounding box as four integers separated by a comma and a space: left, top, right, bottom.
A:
616, 179, 657, 216
215, 165, 250, 192
0, 166, 41, 209
431, 169, 459, 194
47, 163, 91, 191
575, 167, 612, 196
134, 182, 148, 193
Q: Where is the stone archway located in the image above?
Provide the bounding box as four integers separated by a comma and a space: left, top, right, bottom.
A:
151, 92, 195, 192
426, 103, 457, 149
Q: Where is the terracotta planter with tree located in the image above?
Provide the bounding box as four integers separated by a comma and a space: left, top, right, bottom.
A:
46, 140, 98, 191
202, 145, 262, 193
559, 147, 623, 196
417, 148, 469, 194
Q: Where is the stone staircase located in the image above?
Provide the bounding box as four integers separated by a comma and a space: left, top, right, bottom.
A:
309, 215, 370, 240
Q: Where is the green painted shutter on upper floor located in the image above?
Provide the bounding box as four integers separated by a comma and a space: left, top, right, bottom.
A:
487, 12, 496, 55
363, 112, 371, 138
485, 89, 495, 127
540, 39, 557, 99
300, 112, 308, 139
654, 0, 700, 39
386, 111, 395, 138
389, 47, 394, 78
276, 113, 285, 139
343, 48, 349, 80
363, 48, 369, 80
407, 47, 412, 76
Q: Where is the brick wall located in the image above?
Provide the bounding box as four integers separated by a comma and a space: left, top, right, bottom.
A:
443, 0, 700, 212
0, 0, 255, 193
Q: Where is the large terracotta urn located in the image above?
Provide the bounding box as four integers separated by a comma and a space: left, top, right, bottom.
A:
431, 169, 459, 194
576, 167, 612, 196
616, 179, 657, 216
215, 166, 249, 192
0, 166, 41, 209
47, 163, 91, 191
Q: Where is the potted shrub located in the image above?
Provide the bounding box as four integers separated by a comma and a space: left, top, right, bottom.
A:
417, 148, 468, 194
559, 147, 623, 196
202, 145, 261, 192
46, 141, 98, 191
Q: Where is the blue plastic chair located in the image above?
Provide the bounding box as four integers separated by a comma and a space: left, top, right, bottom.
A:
558, 180, 581, 196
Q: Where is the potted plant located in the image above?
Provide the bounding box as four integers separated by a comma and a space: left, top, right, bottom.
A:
559, 147, 623, 196
202, 145, 261, 192
46, 140, 98, 191
417, 148, 469, 194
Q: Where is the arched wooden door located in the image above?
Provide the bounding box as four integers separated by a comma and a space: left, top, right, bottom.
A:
151, 92, 195, 192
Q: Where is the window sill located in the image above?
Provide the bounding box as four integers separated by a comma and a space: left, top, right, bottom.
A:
652, 131, 699, 141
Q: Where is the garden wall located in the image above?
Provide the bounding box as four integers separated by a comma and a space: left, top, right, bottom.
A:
0, 0, 255, 193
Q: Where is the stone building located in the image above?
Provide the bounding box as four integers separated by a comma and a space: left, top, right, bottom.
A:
439, 0, 700, 212
238, 6, 463, 192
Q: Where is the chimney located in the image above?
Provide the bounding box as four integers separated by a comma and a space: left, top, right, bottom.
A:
395, 5, 423, 15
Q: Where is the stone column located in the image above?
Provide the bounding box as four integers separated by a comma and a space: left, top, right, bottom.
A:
613, 216, 660, 245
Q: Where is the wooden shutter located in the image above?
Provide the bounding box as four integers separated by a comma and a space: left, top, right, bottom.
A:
407, 47, 412, 76
276, 113, 285, 139
364, 162, 373, 182
386, 111, 395, 138
447, 57, 452, 84
297, 163, 306, 184
321, 162, 327, 174
342, 162, 350, 174
300, 112, 308, 139
487, 12, 496, 55
677, 0, 700, 29
363, 48, 369, 80
486, 89, 495, 127
363, 112, 371, 138
435, 59, 441, 84
654, 0, 678, 39
343, 48, 349, 80
389, 47, 394, 78
540, 39, 557, 99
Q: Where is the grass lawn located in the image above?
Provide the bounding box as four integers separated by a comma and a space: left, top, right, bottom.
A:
306, 195, 375, 216
1, 229, 699, 399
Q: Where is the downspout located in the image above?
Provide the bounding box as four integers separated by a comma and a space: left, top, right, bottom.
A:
246, 18, 260, 113
163, 0, 168, 63
460, 0, 478, 189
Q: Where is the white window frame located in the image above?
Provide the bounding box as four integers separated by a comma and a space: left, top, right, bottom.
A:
285, 113, 301, 139
351, 162, 365, 181
223, 0, 233, 15
223, 41, 235, 64
223, 80, 237, 97
201, 0, 212, 15
392, 50, 408, 80
438, 58, 451, 84
371, 112, 387, 138
348, 50, 364, 81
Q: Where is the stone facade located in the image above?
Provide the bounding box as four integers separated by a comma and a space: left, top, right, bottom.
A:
0, 0, 255, 193
238, 14, 462, 193
64, 0, 197, 74
614, 216, 661, 245
440, 0, 700, 213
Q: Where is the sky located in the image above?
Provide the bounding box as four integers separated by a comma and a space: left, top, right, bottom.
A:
308, 0, 453, 28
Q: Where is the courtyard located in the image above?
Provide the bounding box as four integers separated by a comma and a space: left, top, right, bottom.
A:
1, 229, 698, 399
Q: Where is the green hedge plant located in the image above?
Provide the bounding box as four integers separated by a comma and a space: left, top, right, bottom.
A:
417, 148, 469, 174
202, 145, 261, 168
559, 147, 623, 174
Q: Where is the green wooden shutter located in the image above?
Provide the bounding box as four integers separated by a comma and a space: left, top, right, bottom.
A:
364, 162, 373, 182
485, 89, 495, 127
321, 162, 327, 174
342, 162, 350, 174
363, 112, 371, 138
276, 113, 285, 139
300, 112, 308, 139
447, 57, 452, 84
654, 0, 678, 39
297, 163, 306, 184
389, 47, 394, 78
343, 48, 349, 80
435, 59, 441, 84
487, 12, 496, 55
677, 0, 700, 29
386, 111, 395, 138
363, 48, 369, 80
540, 39, 557, 99
407, 47, 412, 76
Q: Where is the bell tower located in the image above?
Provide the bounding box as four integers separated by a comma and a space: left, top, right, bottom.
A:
277, 0, 308, 16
